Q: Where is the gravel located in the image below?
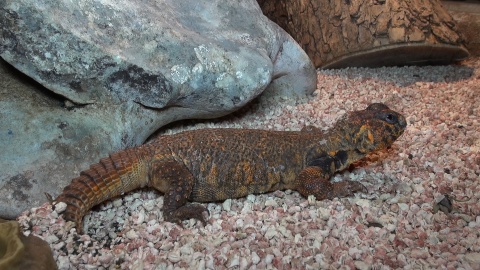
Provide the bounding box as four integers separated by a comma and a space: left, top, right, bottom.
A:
18, 57, 480, 269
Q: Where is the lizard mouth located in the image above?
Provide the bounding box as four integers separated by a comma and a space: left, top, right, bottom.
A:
395, 114, 408, 137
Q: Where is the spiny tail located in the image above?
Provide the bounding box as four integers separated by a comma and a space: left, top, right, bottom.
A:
55, 145, 154, 234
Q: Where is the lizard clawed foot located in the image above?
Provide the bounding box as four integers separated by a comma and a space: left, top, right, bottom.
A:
164, 204, 209, 226
333, 181, 367, 198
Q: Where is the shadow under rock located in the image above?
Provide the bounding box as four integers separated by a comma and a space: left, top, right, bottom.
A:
0, 59, 71, 107
320, 62, 475, 87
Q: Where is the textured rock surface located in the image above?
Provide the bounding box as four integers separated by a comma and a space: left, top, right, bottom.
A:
1, 0, 314, 107
0, 219, 57, 270
0, 59, 158, 219
258, 0, 470, 68
0, 0, 316, 219
443, 0, 480, 56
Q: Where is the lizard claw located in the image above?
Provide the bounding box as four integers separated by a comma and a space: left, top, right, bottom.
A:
334, 181, 367, 198
346, 180, 367, 195
164, 204, 209, 226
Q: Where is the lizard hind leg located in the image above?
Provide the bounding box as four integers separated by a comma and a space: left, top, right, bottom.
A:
149, 159, 208, 226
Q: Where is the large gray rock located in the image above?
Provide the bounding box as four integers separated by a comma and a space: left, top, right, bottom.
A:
0, 0, 316, 219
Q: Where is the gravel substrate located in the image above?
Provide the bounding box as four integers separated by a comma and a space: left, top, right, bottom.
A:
18, 57, 480, 270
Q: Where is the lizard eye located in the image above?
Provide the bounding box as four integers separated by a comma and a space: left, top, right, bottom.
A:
383, 113, 397, 124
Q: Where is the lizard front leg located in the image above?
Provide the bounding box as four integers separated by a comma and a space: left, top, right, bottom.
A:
149, 159, 208, 225
294, 152, 367, 200
295, 166, 366, 200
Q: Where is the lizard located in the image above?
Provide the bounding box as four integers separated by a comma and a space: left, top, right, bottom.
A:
55, 103, 406, 234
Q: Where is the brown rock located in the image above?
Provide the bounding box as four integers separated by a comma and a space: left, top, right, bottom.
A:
0, 219, 57, 270
258, 0, 469, 68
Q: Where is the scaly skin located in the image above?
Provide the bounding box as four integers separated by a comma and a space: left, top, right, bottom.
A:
55, 103, 406, 234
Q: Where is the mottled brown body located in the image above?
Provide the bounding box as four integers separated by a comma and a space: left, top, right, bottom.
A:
56, 103, 406, 234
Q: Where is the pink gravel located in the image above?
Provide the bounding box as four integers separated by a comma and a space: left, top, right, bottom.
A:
18, 56, 480, 269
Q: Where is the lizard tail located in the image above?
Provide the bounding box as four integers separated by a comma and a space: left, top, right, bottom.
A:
55, 146, 153, 234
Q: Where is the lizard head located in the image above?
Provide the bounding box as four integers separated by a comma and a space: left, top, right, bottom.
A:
341, 103, 407, 153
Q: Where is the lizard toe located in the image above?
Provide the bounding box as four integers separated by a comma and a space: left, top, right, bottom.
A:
333, 181, 367, 197
164, 204, 209, 226
346, 181, 368, 196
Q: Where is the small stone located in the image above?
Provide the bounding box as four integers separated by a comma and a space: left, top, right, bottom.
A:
98, 254, 114, 265
63, 100, 75, 109
354, 260, 371, 270
125, 229, 138, 239
143, 200, 155, 211
265, 199, 278, 207
235, 218, 244, 228
242, 202, 252, 213
240, 257, 249, 269
53, 241, 65, 251
464, 253, 480, 265
227, 254, 240, 268
57, 256, 70, 269
317, 208, 330, 220
379, 193, 392, 201
398, 203, 409, 211
307, 195, 317, 205
265, 228, 278, 239
386, 224, 397, 232
223, 199, 232, 211
133, 209, 145, 225
128, 200, 143, 211
160, 242, 174, 251
85, 264, 97, 270
355, 199, 371, 208
235, 232, 247, 240
45, 235, 59, 244
413, 184, 425, 193
310, 239, 321, 249
278, 225, 291, 238
252, 252, 261, 265
205, 255, 215, 269
469, 221, 479, 228
180, 245, 194, 256
288, 206, 301, 214
265, 254, 274, 265
457, 214, 473, 223
294, 234, 302, 243
113, 199, 123, 208
168, 250, 182, 263
247, 194, 256, 202
196, 259, 206, 270
54, 202, 67, 213
410, 248, 429, 259
273, 190, 285, 198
